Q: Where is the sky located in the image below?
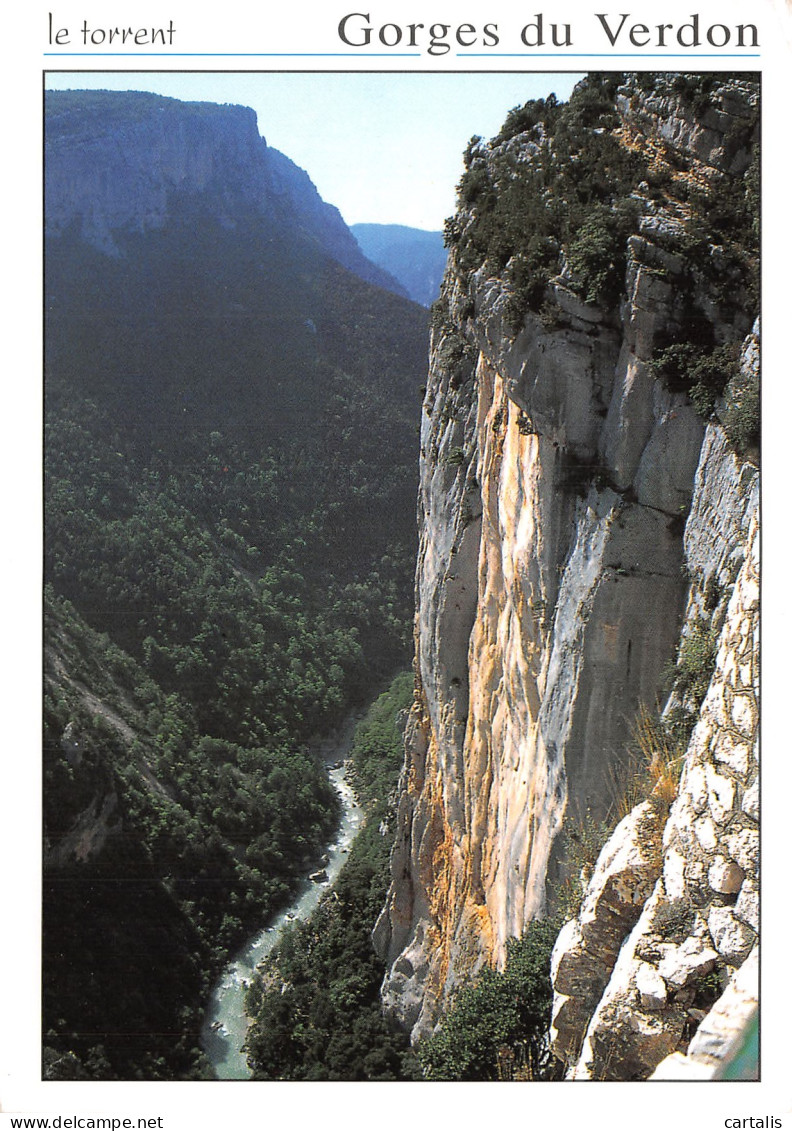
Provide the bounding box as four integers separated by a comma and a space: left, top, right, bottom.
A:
44, 71, 584, 231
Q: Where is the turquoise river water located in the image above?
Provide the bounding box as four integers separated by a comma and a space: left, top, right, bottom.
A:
200, 757, 364, 1079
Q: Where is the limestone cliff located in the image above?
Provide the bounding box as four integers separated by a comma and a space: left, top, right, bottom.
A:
373, 72, 759, 1075
551, 392, 758, 1080
44, 89, 406, 296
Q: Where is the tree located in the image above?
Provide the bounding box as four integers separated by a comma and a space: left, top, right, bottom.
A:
418, 919, 558, 1080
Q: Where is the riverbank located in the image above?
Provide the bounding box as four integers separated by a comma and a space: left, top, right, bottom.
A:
241, 673, 417, 1080
200, 757, 365, 1079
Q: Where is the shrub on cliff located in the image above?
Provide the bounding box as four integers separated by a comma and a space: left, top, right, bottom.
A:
418, 919, 558, 1080
666, 618, 718, 707
566, 199, 640, 305
722, 365, 760, 457
650, 341, 741, 418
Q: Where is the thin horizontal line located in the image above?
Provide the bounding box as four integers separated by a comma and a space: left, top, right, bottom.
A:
458, 51, 761, 57
43, 51, 423, 57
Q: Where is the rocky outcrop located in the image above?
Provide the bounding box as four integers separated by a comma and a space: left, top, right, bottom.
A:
617, 77, 758, 176
650, 947, 758, 1080
550, 798, 668, 1064
553, 455, 758, 1079
45, 789, 122, 868
549, 321, 759, 1075
375, 73, 759, 1063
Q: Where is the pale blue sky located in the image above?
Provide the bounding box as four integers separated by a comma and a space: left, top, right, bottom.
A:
44, 71, 584, 230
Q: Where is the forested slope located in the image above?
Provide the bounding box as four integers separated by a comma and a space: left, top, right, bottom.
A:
43, 89, 428, 1079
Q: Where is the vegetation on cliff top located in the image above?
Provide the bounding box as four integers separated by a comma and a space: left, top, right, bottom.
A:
444, 73, 646, 312
442, 72, 759, 452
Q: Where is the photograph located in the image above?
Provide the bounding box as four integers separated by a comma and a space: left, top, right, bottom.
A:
41, 67, 760, 1085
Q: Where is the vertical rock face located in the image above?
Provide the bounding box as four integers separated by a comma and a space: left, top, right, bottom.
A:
374, 73, 759, 1060
551, 412, 758, 1078
44, 89, 406, 296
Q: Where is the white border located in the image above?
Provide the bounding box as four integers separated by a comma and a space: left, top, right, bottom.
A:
4, 2, 789, 1127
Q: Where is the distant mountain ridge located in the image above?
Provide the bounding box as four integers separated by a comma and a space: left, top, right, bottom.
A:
352, 223, 447, 307
45, 89, 408, 299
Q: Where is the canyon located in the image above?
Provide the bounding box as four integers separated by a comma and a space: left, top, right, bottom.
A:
43, 74, 760, 1081
43, 88, 426, 1080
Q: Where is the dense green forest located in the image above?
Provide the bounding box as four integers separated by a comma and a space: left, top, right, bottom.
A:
43, 91, 428, 1080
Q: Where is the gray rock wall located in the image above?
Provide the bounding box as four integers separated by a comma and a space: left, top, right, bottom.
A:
376, 201, 701, 1038
44, 89, 405, 294
550, 413, 759, 1079
375, 76, 759, 1059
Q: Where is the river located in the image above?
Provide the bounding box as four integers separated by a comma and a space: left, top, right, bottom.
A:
200, 730, 365, 1079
